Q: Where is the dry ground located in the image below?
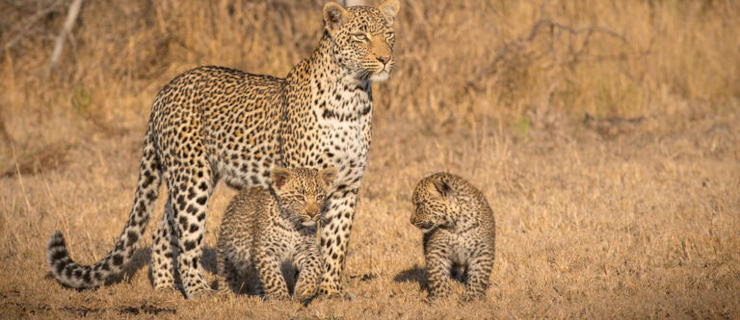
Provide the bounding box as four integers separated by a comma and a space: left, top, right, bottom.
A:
1, 0, 740, 319
1, 110, 739, 319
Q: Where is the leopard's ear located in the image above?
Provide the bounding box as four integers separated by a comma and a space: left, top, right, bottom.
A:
271, 166, 292, 190
318, 167, 338, 189
323, 2, 347, 38
378, 0, 400, 24
431, 178, 452, 198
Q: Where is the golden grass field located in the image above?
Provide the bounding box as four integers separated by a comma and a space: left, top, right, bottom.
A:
1, 0, 739, 318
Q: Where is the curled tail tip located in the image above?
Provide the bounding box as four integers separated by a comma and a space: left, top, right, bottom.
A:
47, 231, 67, 256
45, 231, 104, 289
46, 231, 75, 287
48, 230, 65, 246
46, 231, 70, 268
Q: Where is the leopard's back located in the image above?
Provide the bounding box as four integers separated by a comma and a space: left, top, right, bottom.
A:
150, 66, 285, 189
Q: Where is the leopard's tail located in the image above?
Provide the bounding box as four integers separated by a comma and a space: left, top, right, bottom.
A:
46, 124, 162, 289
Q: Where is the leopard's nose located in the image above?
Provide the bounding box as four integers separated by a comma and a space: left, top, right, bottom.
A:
377, 56, 391, 65
306, 203, 320, 217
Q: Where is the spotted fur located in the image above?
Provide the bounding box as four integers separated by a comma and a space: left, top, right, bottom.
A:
410, 173, 496, 302
216, 167, 336, 303
45, 0, 400, 299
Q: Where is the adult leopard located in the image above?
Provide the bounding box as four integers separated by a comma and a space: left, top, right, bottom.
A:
46, 0, 400, 299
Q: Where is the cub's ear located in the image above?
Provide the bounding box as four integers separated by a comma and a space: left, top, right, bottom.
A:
271, 166, 292, 190
323, 2, 347, 38
318, 167, 338, 189
431, 178, 452, 198
378, 0, 400, 24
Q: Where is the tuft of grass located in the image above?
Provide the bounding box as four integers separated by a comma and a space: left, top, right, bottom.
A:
511, 115, 531, 141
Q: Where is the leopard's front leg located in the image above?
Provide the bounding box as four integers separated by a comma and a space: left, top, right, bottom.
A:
461, 251, 493, 301
424, 235, 453, 302
254, 250, 290, 300
425, 251, 452, 302
319, 187, 358, 296
294, 235, 324, 302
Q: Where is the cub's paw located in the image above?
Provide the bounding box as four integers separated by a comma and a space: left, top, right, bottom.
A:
188, 287, 219, 300
424, 292, 452, 304
314, 289, 357, 302
294, 285, 319, 304
263, 291, 291, 301
460, 291, 486, 302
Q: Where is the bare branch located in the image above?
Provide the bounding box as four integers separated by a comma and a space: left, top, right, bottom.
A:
457, 14, 631, 100
43, 0, 84, 81
0, 0, 64, 55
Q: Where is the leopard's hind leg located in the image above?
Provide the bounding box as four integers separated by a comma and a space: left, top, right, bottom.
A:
151, 198, 179, 291
163, 145, 216, 299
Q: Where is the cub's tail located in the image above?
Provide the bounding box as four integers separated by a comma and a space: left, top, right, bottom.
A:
46, 126, 162, 288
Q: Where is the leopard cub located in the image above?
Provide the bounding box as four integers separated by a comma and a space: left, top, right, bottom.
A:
216, 166, 337, 303
410, 172, 496, 302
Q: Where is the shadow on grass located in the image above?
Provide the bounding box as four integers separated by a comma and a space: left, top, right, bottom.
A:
3, 300, 176, 317
393, 264, 428, 290
393, 263, 468, 293
201, 246, 218, 274
201, 246, 262, 296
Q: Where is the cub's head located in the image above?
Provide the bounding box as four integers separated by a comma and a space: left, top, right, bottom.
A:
323, 0, 400, 82
271, 166, 338, 227
410, 174, 459, 233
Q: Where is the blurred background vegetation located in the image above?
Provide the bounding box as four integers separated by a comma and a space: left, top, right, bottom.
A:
1, 0, 738, 155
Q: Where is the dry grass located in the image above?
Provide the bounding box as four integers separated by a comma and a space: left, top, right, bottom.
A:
1, 0, 739, 319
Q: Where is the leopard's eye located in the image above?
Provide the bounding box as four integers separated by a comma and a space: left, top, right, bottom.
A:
293, 195, 306, 202
316, 194, 325, 201
352, 33, 368, 42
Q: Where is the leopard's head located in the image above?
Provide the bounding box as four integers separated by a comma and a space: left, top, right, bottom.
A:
323, 0, 400, 82
271, 166, 337, 227
410, 174, 459, 233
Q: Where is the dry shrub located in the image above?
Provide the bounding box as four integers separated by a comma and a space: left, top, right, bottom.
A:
0, 143, 70, 178
2, 0, 738, 132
